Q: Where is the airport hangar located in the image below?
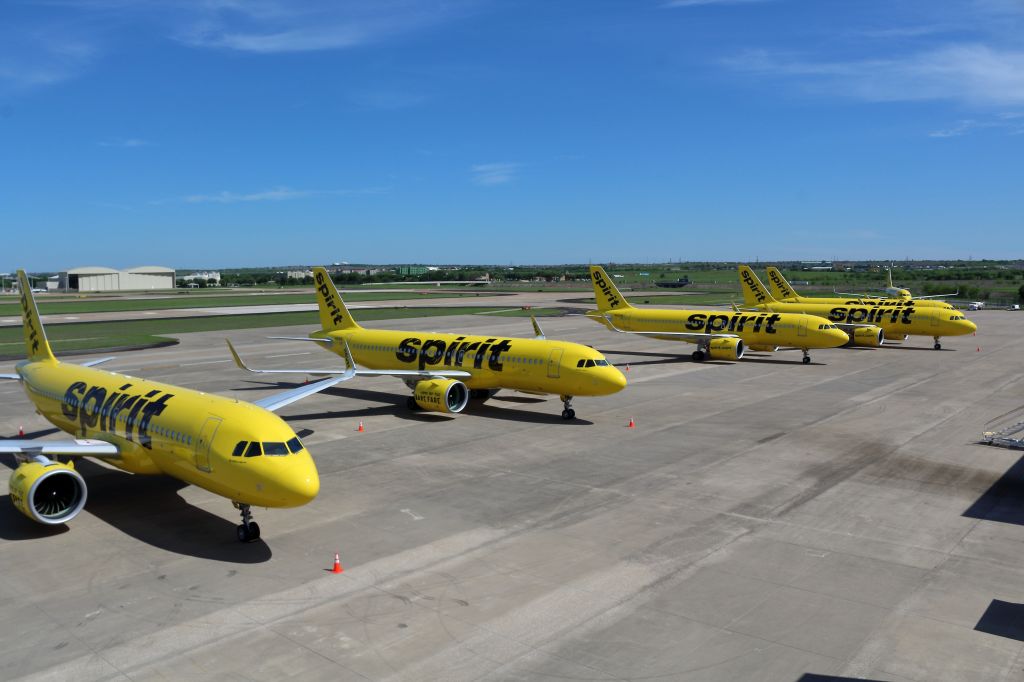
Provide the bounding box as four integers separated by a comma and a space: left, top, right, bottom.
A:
57, 265, 175, 292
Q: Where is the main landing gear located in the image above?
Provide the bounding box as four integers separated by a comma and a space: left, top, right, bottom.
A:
561, 395, 576, 420
691, 349, 706, 362
802, 349, 811, 365
234, 502, 261, 543
933, 337, 942, 350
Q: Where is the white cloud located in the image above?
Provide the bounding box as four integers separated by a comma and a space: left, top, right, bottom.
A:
471, 163, 520, 186
928, 116, 1024, 137
724, 44, 1024, 106
182, 186, 386, 203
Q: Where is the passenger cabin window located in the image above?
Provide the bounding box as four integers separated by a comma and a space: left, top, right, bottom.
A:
244, 441, 262, 457
287, 437, 303, 453
263, 442, 288, 456
233, 441, 247, 456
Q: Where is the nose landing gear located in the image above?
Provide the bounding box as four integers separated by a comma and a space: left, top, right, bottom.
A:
933, 337, 942, 350
802, 349, 811, 364
561, 395, 576, 420
234, 502, 261, 542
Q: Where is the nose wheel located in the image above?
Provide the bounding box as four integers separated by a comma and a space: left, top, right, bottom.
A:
933, 337, 942, 350
801, 349, 811, 364
560, 395, 576, 420
234, 502, 261, 542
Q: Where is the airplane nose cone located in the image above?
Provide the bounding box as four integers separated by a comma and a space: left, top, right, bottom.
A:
963, 319, 978, 334
830, 329, 850, 347
604, 367, 628, 394
280, 456, 320, 506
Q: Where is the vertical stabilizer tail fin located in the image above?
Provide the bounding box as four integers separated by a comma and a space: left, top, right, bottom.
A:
765, 266, 798, 300
16, 270, 57, 363
738, 265, 776, 307
589, 266, 634, 313
311, 267, 361, 332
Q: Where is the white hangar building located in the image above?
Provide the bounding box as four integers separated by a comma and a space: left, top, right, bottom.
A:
59, 266, 176, 292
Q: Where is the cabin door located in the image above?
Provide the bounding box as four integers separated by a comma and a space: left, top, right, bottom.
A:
797, 316, 808, 337
195, 416, 222, 473
547, 349, 563, 379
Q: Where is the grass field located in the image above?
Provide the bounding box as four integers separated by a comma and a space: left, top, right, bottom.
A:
0, 306, 562, 359
0, 290, 489, 317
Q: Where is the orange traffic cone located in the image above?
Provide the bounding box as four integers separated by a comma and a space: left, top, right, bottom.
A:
18, 425, 24, 436
357, 421, 364, 432
977, 346, 981, 352
627, 417, 635, 429
625, 363, 630, 372
331, 553, 343, 574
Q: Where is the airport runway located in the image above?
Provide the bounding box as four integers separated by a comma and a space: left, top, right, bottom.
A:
1, 309, 1022, 680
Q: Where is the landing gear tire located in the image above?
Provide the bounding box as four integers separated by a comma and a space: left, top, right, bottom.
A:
802, 356, 811, 364
470, 389, 493, 401
934, 342, 942, 350
561, 409, 576, 420
692, 350, 706, 362
234, 503, 260, 543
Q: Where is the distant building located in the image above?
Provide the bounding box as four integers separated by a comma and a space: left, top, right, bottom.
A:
286, 269, 314, 280
59, 266, 175, 292
181, 271, 221, 285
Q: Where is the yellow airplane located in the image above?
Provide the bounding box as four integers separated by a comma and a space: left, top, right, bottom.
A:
739, 265, 977, 350
0, 270, 357, 542
226, 266, 627, 420
584, 265, 850, 364
765, 266, 955, 311
837, 264, 959, 306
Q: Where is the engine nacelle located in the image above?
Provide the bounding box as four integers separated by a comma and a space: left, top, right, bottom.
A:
884, 331, 909, 342
9, 458, 88, 525
413, 379, 469, 414
707, 337, 744, 361
849, 326, 885, 347
747, 344, 779, 352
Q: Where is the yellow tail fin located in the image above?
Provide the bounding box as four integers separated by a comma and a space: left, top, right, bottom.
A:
311, 267, 361, 331
16, 270, 57, 363
765, 266, 798, 300
737, 265, 776, 307
589, 266, 634, 313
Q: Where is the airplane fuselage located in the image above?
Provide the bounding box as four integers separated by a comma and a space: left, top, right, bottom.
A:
15, 359, 319, 508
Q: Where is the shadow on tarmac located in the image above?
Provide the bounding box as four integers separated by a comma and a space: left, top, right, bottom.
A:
0, 454, 271, 562
975, 599, 1024, 642
963, 454, 1024, 526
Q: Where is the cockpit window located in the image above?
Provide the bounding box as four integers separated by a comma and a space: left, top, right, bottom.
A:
595, 359, 609, 366
585, 359, 596, 367
232, 441, 247, 457
577, 359, 585, 368
263, 442, 288, 456
287, 437, 303, 453
244, 441, 262, 457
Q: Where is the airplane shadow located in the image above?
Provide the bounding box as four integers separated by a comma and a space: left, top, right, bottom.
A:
975, 599, 1024, 642
0, 457, 270, 562
795, 675, 887, 682
491, 395, 546, 404
962, 453, 1024, 526
879, 345, 956, 352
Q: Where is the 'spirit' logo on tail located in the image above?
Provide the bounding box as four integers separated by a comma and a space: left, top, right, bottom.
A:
741, 269, 767, 304
315, 271, 345, 327
768, 270, 794, 299
592, 270, 622, 308
20, 289, 40, 355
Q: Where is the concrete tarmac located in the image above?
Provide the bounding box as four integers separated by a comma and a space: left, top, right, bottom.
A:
1, 309, 1022, 681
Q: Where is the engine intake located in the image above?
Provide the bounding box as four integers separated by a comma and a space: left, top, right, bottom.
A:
413, 379, 469, 414
707, 337, 744, 361
9, 458, 88, 525
849, 326, 885, 347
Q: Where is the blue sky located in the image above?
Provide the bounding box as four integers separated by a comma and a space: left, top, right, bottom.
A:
1, 0, 1022, 270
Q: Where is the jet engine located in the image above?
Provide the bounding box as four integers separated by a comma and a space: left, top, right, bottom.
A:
884, 331, 909, 342
707, 338, 745, 361
412, 379, 470, 414
849, 326, 885, 347
747, 344, 779, 352
9, 457, 88, 525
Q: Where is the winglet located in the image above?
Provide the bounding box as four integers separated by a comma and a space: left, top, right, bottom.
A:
16, 270, 56, 364
341, 338, 357, 371
226, 339, 254, 372
530, 315, 546, 339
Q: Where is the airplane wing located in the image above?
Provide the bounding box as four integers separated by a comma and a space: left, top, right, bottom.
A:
267, 336, 333, 344
0, 438, 120, 457
253, 375, 354, 412
79, 357, 115, 368
914, 290, 958, 299
0, 373, 19, 380
601, 316, 739, 342
226, 339, 471, 380
530, 315, 546, 340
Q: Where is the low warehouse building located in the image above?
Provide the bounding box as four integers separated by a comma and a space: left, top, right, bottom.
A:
60, 266, 176, 292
